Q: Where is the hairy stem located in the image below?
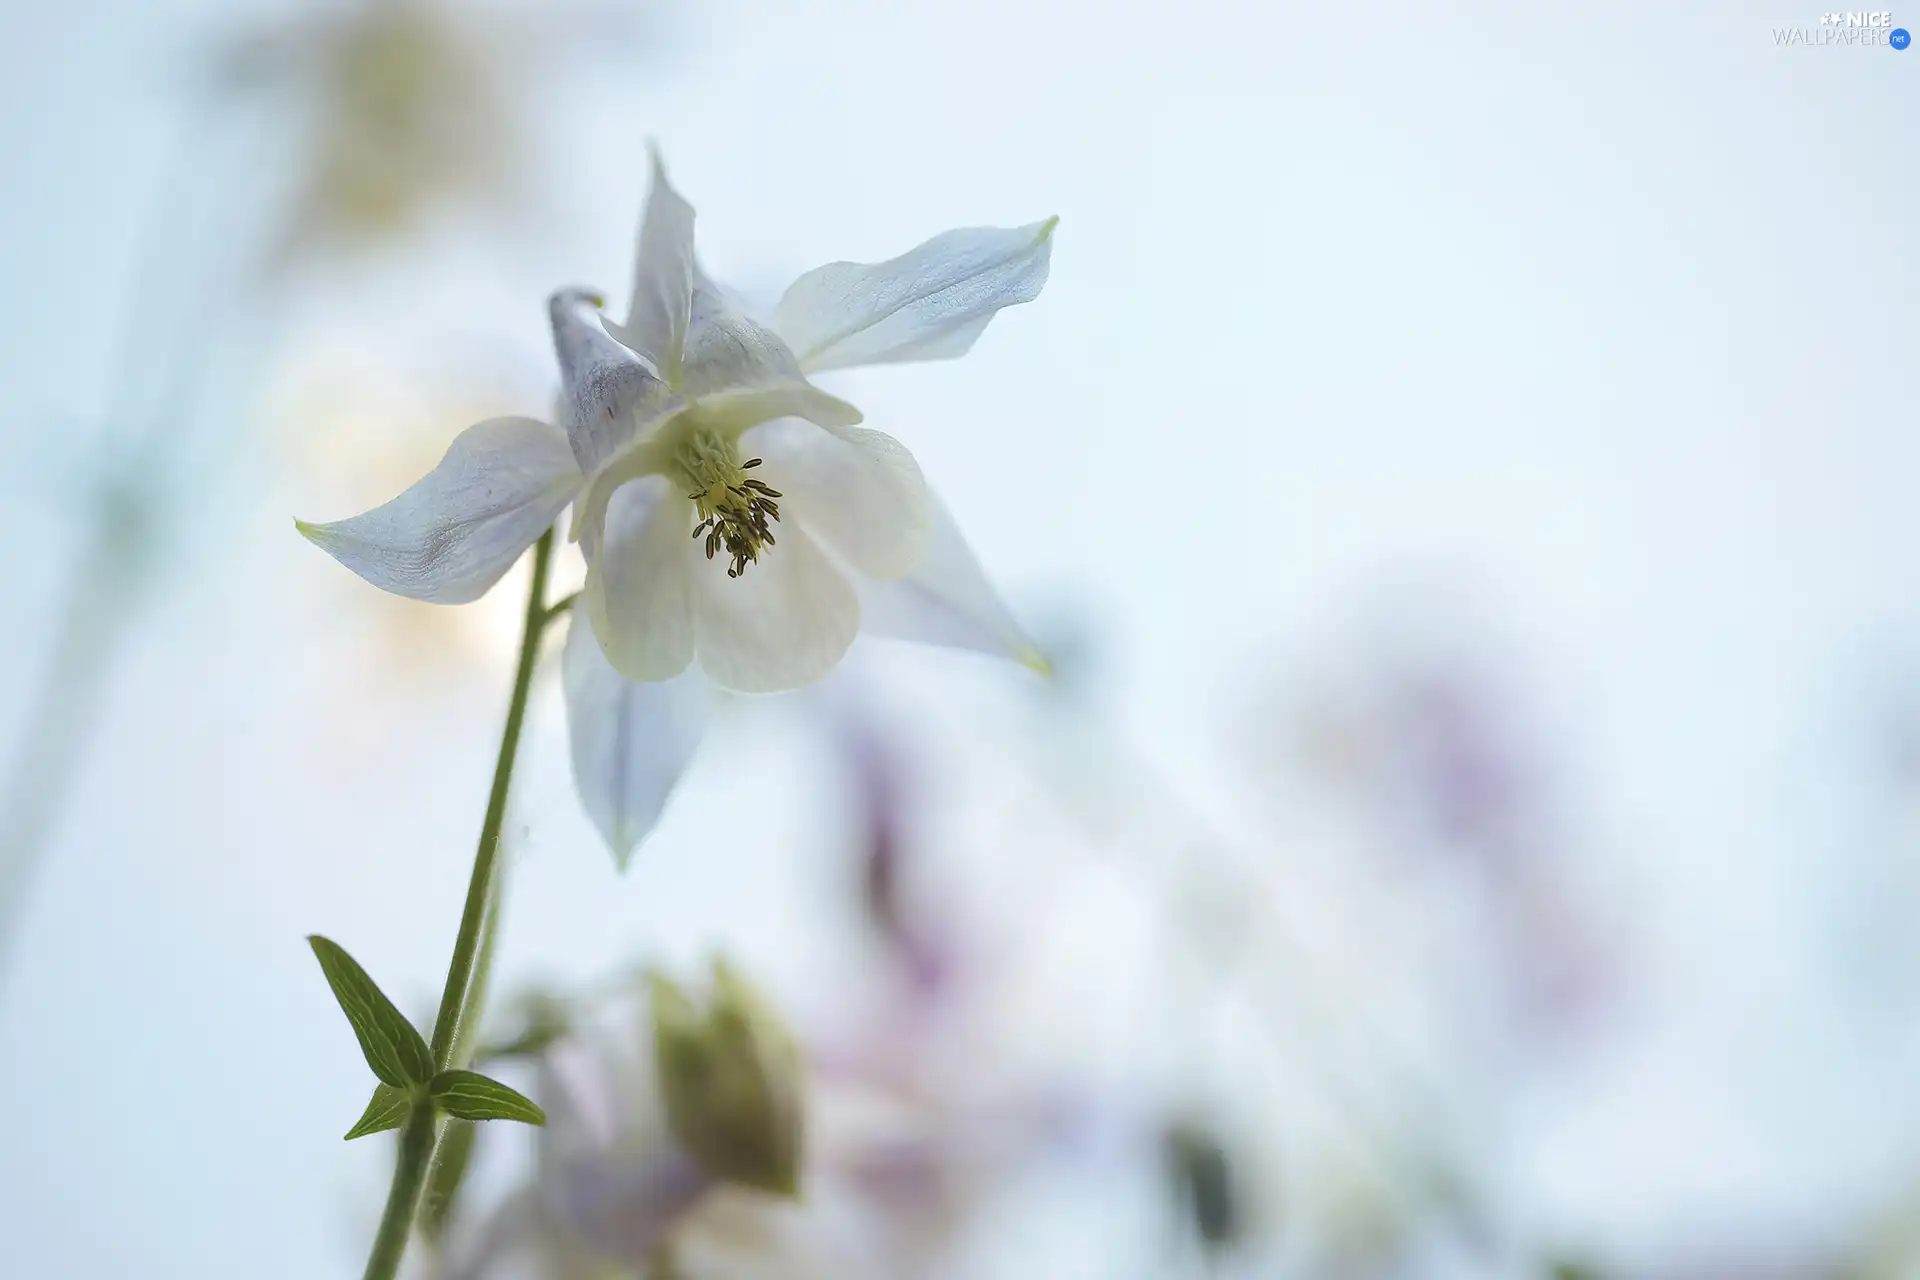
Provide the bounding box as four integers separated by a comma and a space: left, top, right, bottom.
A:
362, 1102, 439, 1280
361, 528, 556, 1280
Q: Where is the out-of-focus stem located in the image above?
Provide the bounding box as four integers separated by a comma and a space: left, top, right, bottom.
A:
0, 521, 140, 977
360, 527, 556, 1280
0, 102, 266, 980
1034, 698, 1502, 1262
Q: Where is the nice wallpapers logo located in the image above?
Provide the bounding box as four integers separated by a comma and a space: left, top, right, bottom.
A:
1774, 11, 1912, 46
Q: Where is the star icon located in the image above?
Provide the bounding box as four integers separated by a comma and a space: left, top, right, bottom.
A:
1821, 11, 1842, 22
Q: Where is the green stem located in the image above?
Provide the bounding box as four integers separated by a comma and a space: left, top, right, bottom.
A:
361, 528, 556, 1280
362, 1104, 439, 1280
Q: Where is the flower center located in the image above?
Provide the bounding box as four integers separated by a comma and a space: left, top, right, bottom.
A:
672, 427, 783, 579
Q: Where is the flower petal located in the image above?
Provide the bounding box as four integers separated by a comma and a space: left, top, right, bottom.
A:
856, 493, 1046, 672
583, 475, 697, 682
673, 1186, 871, 1278
773, 218, 1057, 373
741, 419, 930, 580
604, 147, 695, 382
535, 1039, 710, 1268
550, 287, 683, 475
444, 1190, 604, 1280
680, 264, 807, 397
691, 525, 859, 694
296, 416, 579, 604
563, 613, 714, 869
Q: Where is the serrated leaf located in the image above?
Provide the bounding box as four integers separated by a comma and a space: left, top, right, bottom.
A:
428, 1069, 546, 1125
308, 935, 434, 1087
344, 1083, 415, 1140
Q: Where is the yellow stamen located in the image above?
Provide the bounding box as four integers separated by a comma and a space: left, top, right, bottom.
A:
672, 427, 782, 579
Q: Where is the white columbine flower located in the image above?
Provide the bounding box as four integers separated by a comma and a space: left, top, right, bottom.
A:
299, 150, 1053, 862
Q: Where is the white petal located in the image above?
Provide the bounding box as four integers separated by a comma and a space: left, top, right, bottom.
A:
563, 614, 714, 868
584, 475, 696, 682
773, 218, 1057, 373
680, 264, 807, 397
550, 287, 683, 475
604, 147, 695, 382
857, 493, 1046, 672
296, 416, 579, 605
692, 526, 858, 694
741, 419, 931, 580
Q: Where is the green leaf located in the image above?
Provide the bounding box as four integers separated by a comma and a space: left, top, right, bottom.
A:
308, 935, 434, 1088
343, 1083, 415, 1140
428, 1069, 546, 1125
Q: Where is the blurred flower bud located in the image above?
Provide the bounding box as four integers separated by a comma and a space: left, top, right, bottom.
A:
650, 958, 805, 1197
1164, 1120, 1242, 1256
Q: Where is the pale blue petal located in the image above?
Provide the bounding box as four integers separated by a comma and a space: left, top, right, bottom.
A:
296, 416, 579, 605
857, 494, 1046, 673
740, 418, 930, 581
774, 219, 1056, 373
604, 146, 696, 381
563, 611, 714, 868
679, 263, 807, 397
550, 288, 682, 476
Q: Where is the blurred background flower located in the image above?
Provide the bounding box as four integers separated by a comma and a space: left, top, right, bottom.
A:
211, 0, 666, 269
216, 0, 525, 265
0, 0, 659, 972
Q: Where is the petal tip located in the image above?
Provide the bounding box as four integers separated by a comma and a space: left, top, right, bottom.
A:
1017, 646, 1054, 678
812, 390, 865, 428
1036, 215, 1060, 241
293, 517, 328, 546
552, 285, 606, 312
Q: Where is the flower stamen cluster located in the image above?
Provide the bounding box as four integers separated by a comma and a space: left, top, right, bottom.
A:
676, 434, 783, 578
